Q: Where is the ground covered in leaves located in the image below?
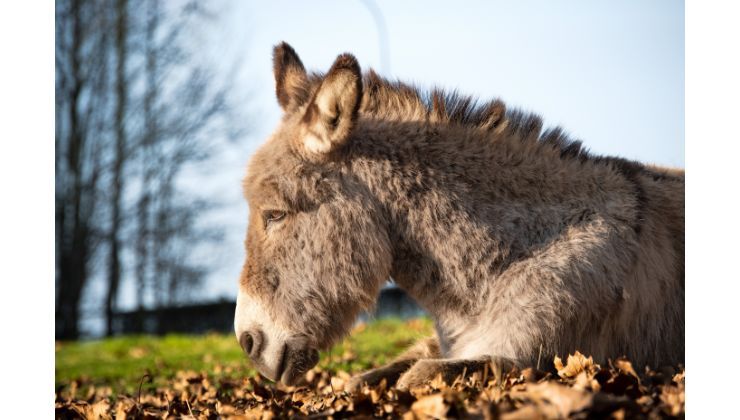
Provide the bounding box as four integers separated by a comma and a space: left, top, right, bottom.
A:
56, 319, 684, 419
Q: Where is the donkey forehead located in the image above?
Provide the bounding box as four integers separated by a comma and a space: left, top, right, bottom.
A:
242, 129, 308, 206
242, 152, 284, 204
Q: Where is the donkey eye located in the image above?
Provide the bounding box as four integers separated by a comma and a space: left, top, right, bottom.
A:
263, 210, 287, 227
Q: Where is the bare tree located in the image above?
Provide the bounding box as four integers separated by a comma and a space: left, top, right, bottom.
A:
56, 0, 247, 338
129, 0, 239, 311
56, 0, 114, 339
132, 0, 159, 330
104, 0, 128, 337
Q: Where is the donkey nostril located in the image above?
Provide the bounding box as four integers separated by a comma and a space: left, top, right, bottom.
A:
240, 329, 264, 359
240, 332, 254, 356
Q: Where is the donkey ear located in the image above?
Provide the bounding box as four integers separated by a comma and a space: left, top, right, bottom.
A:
300, 53, 362, 157
273, 42, 308, 111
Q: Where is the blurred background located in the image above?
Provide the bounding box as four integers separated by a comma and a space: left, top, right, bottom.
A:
55, 0, 684, 339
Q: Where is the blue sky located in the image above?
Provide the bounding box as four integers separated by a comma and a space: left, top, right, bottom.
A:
229, 0, 684, 165
113, 0, 684, 313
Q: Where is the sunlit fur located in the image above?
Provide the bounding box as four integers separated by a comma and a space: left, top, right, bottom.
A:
236, 42, 684, 381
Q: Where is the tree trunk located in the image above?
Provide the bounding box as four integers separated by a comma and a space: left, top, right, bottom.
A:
105, 0, 128, 337
56, 0, 87, 340
133, 0, 161, 332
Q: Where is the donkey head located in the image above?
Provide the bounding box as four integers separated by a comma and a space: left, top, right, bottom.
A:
234, 43, 392, 385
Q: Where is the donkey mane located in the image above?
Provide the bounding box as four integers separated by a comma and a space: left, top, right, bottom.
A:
338, 69, 683, 184
358, 70, 587, 158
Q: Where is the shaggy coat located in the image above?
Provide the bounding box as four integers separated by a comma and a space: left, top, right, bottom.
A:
234, 42, 684, 387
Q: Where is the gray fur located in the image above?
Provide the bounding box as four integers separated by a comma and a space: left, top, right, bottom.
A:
234, 43, 684, 386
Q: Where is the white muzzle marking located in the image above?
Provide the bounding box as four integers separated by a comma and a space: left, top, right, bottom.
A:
234, 289, 292, 380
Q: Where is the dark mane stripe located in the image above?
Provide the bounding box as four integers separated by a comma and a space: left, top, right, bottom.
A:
354, 71, 665, 180
357, 71, 600, 162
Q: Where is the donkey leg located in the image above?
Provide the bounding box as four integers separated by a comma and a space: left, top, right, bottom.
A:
346, 336, 440, 391
395, 355, 516, 390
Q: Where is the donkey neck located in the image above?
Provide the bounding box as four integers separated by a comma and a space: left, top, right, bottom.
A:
345, 120, 523, 320
344, 117, 626, 321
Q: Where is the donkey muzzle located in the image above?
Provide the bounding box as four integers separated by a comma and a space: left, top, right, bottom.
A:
239, 330, 319, 386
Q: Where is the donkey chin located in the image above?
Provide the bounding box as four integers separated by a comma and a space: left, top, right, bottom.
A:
234, 290, 320, 386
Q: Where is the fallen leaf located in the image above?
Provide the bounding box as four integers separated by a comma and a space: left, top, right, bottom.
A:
553, 351, 599, 379
410, 393, 448, 419
518, 381, 593, 418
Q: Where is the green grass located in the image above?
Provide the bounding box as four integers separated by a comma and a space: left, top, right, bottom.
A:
55, 318, 433, 394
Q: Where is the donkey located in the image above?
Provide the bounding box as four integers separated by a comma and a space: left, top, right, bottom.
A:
234, 42, 684, 389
